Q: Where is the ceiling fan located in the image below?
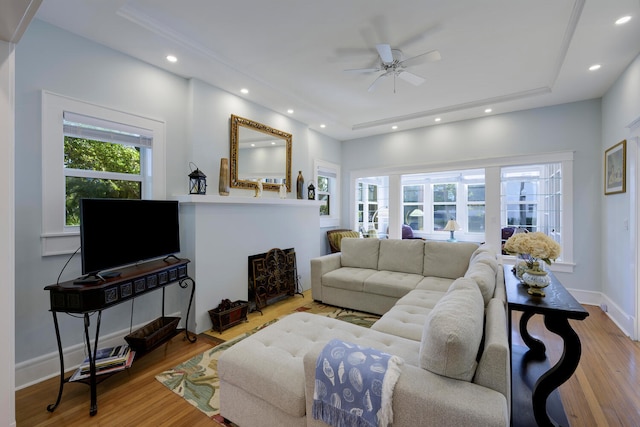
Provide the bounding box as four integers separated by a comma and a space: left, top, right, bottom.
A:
345, 44, 441, 93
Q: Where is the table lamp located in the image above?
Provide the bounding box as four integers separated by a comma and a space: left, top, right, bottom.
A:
443, 219, 461, 242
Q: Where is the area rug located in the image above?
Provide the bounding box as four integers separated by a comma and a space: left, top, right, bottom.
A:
156, 303, 380, 424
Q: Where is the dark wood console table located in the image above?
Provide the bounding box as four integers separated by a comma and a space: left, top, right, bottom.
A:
44, 257, 197, 416
505, 265, 588, 427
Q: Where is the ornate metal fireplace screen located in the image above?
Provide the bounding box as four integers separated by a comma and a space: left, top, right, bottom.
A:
248, 247, 301, 312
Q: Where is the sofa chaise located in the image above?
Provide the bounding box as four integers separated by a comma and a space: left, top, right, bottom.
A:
218, 238, 509, 427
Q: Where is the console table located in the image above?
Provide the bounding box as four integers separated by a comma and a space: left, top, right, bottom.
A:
44, 257, 197, 416
505, 265, 588, 427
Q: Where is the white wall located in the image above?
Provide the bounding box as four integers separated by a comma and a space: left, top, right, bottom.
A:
1, 39, 17, 427
341, 100, 603, 294
601, 53, 640, 332
13, 20, 339, 387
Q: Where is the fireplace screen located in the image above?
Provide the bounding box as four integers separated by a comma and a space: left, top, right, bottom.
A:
248, 247, 300, 312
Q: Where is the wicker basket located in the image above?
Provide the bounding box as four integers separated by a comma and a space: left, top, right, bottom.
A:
208, 300, 248, 333
125, 316, 180, 352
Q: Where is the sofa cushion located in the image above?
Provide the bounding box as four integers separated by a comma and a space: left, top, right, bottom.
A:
322, 267, 378, 292
377, 239, 425, 274
371, 303, 433, 341
363, 271, 423, 298
415, 276, 456, 293
464, 261, 497, 305
341, 238, 380, 270
418, 277, 484, 382
423, 241, 478, 279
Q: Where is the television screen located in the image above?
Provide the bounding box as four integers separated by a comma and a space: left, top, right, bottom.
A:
79, 198, 180, 277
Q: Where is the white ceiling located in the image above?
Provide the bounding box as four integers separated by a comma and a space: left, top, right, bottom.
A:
31, 0, 640, 141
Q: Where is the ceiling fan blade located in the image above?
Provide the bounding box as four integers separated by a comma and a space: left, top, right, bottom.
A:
376, 44, 394, 64
344, 67, 382, 74
397, 70, 425, 86
367, 72, 391, 92
400, 49, 441, 67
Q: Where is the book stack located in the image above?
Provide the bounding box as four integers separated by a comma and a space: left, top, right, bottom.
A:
70, 345, 135, 382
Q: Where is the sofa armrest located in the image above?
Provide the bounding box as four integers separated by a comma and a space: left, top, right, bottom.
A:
310, 253, 342, 302
303, 344, 508, 427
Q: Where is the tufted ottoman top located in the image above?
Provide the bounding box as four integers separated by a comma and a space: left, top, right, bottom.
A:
218, 312, 420, 418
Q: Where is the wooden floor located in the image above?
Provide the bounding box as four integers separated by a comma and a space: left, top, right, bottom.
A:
15, 291, 640, 426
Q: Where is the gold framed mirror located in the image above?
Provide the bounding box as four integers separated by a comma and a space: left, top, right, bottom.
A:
230, 114, 292, 192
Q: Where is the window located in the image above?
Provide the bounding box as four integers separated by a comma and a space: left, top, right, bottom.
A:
314, 160, 340, 227
501, 163, 562, 254
42, 91, 166, 255
63, 112, 152, 226
355, 176, 388, 237
401, 169, 485, 239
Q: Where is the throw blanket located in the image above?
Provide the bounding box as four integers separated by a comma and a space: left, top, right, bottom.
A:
312, 339, 404, 427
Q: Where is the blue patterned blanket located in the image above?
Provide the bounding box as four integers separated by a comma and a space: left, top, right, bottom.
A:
312, 339, 404, 427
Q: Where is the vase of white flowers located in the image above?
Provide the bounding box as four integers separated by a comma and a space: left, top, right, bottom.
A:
504, 232, 561, 296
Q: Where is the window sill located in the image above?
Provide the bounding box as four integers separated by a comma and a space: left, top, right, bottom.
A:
42, 232, 80, 256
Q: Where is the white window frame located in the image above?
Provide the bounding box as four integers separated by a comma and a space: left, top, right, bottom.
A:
41, 91, 166, 256
350, 151, 574, 272
314, 159, 340, 228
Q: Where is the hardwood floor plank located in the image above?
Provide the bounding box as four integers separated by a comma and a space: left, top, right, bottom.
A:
16, 294, 640, 426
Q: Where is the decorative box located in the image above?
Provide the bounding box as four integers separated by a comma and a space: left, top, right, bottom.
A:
208, 300, 249, 333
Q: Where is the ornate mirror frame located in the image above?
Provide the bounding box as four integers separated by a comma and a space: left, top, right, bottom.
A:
230, 114, 292, 192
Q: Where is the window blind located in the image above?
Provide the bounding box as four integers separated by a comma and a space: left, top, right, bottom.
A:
63, 111, 153, 148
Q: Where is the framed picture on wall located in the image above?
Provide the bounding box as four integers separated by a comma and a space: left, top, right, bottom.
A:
604, 139, 626, 195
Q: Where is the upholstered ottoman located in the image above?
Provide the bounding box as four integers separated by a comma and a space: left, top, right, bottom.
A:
218, 312, 420, 427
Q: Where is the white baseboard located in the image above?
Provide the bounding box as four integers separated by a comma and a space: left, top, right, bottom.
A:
567, 288, 635, 339
15, 311, 182, 390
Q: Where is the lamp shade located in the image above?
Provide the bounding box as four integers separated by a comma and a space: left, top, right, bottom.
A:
443, 220, 461, 231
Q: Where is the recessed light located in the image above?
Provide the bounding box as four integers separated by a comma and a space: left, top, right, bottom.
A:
320, 124, 326, 128
240, 88, 249, 94
484, 108, 492, 113
589, 64, 601, 71
615, 16, 632, 25
166, 55, 177, 63
391, 125, 398, 130
271, 141, 276, 145
434, 117, 441, 122
250, 143, 255, 147
287, 109, 294, 114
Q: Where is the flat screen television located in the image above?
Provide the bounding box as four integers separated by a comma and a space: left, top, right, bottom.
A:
79, 198, 180, 279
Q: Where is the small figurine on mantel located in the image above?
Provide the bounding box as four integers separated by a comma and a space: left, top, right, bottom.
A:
254, 179, 263, 198
279, 183, 287, 199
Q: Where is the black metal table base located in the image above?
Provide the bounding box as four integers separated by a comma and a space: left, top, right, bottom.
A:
46, 276, 196, 416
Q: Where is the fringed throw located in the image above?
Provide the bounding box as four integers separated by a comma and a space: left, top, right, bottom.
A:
312, 339, 404, 427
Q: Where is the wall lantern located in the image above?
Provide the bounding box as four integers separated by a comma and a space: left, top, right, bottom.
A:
307, 183, 315, 200
188, 162, 207, 195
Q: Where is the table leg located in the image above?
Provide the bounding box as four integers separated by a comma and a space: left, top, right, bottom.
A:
532, 313, 582, 427
46, 311, 65, 412
519, 311, 546, 358
83, 311, 102, 416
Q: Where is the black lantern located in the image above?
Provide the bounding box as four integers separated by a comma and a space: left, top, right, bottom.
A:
188, 165, 207, 195
307, 183, 315, 200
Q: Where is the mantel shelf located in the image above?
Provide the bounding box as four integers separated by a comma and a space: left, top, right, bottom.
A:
172, 194, 323, 207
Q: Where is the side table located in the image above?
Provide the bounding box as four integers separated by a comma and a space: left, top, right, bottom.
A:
505, 265, 589, 427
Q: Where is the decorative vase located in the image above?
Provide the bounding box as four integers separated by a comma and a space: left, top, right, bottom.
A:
296, 171, 304, 199
522, 261, 551, 297
218, 158, 230, 196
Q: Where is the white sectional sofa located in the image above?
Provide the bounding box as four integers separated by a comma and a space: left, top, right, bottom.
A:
218, 238, 509, 427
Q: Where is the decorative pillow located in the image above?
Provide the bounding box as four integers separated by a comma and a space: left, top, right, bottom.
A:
418, 278, 484, 382
464, 261, 496, 305
329, 231, 360, 252
341, 238, 380, 270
